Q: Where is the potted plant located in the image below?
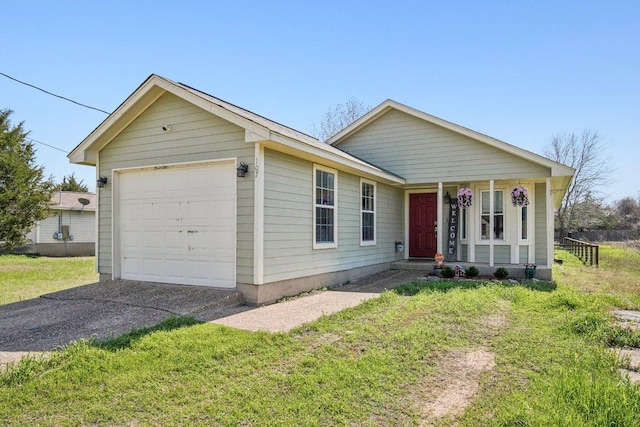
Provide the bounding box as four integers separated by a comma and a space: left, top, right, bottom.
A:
433, 262, 444, 276
525, 264, 536, 279
457, 187, 473, 209
511, 185, 530, 207
395, 240, 404, 252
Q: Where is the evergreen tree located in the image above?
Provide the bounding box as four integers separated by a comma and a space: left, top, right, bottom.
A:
0, 109, 54, 250
55, 172, 89, 192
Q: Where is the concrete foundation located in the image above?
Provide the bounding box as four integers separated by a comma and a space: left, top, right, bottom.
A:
237, 262, 392, 305
12, 242, 95, 257
101, 263, 391, 306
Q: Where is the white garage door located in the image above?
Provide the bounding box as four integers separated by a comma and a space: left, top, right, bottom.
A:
117, 162, 236, 288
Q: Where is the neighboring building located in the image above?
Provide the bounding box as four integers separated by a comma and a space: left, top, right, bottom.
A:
69, 74, 574, 304
22, 191, 96, 256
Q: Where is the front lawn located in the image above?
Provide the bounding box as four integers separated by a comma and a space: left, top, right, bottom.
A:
0, 255, 98, 305
1, 247, 639, 425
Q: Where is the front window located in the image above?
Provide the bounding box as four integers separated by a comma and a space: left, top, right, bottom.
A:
521, 206, 528, 240
314, 165, 337, 248
481, 190, 504, 240
460, 208, 467, 240
361, 180, 376, 245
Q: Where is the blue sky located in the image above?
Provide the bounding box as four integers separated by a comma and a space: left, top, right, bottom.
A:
2, 1, 638, 202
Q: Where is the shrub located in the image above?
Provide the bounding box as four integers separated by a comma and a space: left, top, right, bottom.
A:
494, 267, 509, 280
466, 266, 479, 278
442, 266, 455, 278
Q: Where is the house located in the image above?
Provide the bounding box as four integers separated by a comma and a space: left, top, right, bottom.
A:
69, 74, 574, 305
22, 191, 96, 256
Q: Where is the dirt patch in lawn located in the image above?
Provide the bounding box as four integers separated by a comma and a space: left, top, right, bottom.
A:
0, 351, 52, 370
417, 308, 508, 425
420, 348, 496, 422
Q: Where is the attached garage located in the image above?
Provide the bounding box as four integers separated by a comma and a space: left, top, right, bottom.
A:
114, 160, 237, 288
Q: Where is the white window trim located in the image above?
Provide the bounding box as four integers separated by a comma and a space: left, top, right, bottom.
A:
516, 185, 533, 244
479, 188, 506, 242
360, 178, 377, 246
313, 164, 338, 249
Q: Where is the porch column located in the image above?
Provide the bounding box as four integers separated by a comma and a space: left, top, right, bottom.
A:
437, 182, 443, 255
489, 180, 494, 267
546, 178, 553, 269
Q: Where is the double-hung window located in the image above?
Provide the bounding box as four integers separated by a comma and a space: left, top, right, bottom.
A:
361, 179, 376, 245
481, 190, 504, 240
314, 165, 337, 248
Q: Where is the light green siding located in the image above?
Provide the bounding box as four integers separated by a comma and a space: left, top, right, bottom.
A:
98, 92, 254, 283
475, 246, 490, 263
535, 182, 547, 265
263, 149, 404, 283
495, 245, 511, 264
519, 246, 529, 264
337, 110, 550, 184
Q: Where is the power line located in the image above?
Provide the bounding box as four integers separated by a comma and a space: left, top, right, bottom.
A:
1, 71, 110, 115
27, 137, 68, 153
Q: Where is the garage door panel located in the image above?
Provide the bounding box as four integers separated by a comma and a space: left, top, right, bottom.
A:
118, 163, 236, 288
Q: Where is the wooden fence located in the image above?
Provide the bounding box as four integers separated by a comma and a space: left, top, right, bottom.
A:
557, 237, 599, 267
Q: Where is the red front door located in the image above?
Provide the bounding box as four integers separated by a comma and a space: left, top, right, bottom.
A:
409, 193, 437, 258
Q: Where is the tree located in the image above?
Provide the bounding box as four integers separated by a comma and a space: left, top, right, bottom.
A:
544, 130, 612, 239
611, 196, 640, 231
55, 173, 89, 192
312, 98, 370, 141
569, 192, 616, 231
0, 109, 54, 250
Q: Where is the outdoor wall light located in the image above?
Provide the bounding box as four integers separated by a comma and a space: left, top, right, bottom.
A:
444, 191, 451, 204
97, 176, 108, 188
236, 161, 248, 178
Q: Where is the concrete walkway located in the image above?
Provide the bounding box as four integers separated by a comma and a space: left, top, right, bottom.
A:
211, 270, 422, 332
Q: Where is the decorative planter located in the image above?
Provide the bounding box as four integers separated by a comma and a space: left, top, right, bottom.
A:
525, 264, 537, 279
395, 244, 404, 253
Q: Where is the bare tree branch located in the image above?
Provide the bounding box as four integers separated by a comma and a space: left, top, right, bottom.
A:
544, 130, 613, 238
312, 98, 370, 142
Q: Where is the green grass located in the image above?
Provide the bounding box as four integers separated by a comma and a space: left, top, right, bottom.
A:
1, 249, 640, 425
0, 254, 98, 305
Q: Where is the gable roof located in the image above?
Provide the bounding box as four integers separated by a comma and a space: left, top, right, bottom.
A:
50, 191, 96, 212
329, 99, 575, 177
328, 99, 575, 206
68, 74, 404, 186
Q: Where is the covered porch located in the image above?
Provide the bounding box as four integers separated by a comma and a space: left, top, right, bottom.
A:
400, 178, 559, 281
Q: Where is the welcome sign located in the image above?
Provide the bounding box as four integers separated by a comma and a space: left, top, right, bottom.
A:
447, 199, 459, 261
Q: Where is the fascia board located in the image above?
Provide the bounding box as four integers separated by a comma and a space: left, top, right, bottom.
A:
68, 76, 167, 165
